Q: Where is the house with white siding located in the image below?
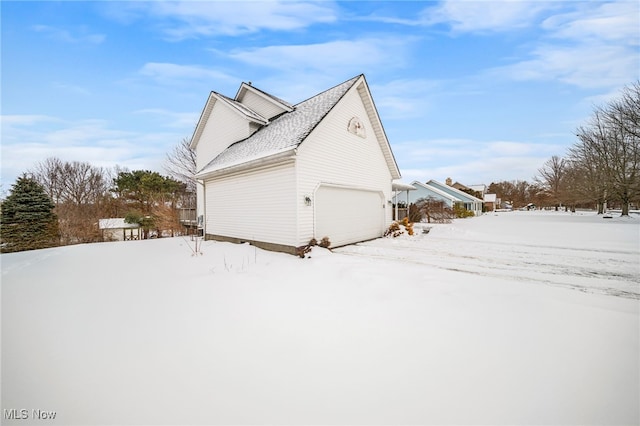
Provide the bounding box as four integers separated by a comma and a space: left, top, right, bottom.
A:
191, 74, 401, 254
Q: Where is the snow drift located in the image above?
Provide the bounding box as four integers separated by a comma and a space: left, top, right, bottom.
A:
2, 210, 638, 425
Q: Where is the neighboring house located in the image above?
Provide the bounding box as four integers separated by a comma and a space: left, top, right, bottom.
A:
449, 180, 485, 199
98, 218, 141, 241
426, 179, 483, 216
393, 180, 484, 217
191, 74, 401, 253
468, 184, 487, 198
483, 193, 498, 212
450, 180, 470, 192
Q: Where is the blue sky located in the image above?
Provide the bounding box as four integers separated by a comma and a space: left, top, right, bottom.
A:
2, 1, 638, 191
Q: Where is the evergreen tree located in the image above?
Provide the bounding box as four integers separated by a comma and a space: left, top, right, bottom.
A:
1, 175, 59, 252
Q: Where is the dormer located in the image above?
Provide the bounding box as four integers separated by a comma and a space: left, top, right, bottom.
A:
235, 82, 294, 121
190, 92, 268, 171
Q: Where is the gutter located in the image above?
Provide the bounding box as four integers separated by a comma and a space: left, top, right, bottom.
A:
195, 147, 298, 180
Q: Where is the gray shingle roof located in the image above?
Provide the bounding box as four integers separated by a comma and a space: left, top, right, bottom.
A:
198, 75, 361, 175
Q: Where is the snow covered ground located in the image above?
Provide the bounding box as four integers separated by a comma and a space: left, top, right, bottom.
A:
2, 210, 638, 425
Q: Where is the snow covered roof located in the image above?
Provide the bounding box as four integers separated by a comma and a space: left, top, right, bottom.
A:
392, 181, 416, 191
235, 82, 294, 111
468, 184, 486, 193
427, 179, 484, 202
411, 181, 459, 202
212, 92, 268, 125
196, 75, 361, 176
99, 218, 140, 230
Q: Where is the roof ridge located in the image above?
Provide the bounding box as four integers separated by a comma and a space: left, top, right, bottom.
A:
196, 74, 363, 177
238, 83, 294, 109
294, 74, 362, 107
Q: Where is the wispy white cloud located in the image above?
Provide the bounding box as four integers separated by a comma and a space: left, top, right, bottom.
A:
228, 37, 411, 73
394, 137, 560, 185
216, 36, 415, 102
370, 78, 442, 120
31, 24, 105, 44
542, 1, 639, 44
138, 63, 236, 86
1, 116, 183, 186
377, 1, 638, 90
489, 1, 639, 89
494, 43, 637, 89
1, 114, 60, 126
52, 82, 92, 96
103, 1, 338, 40
134, 109, 200, 130
418, 0, 557, 33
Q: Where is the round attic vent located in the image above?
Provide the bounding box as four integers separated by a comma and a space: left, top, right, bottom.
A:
347, 117, 366, 138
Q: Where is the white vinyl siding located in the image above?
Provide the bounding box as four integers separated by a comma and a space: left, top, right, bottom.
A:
238, 90, 288, 121
195, 101, 252, 172
296, 84, 393, 246
315, 186, 384, 247
204, 163, 297, 247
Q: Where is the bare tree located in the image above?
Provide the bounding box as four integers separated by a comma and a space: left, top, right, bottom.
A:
567, 138, 609, 213
164, 137, 197, 193
535, 156, 567, 210
573, 82, 640, 215
415, 197, 453, 223
32, 157, 65, 205
30, 158, 113, 244
488, 180, 535, 209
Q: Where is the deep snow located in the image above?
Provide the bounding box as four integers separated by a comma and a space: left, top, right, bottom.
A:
1, 210, 638, 425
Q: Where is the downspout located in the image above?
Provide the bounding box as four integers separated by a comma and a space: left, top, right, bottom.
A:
196, 178, 206, 237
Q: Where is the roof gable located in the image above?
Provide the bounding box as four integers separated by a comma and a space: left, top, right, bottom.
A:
196, 74, 401, 180
196, 75, 361, 176
190, 92, 267, 150
235, 83, 294, 119
411, 181, 459, 202
353, 76, 400, 179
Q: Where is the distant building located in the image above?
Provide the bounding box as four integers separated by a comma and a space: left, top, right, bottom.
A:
483, 193, 498, 212
393, 179, 484, 217
98, 218, 141, 241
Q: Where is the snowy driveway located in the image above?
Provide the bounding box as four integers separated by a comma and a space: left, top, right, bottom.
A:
336, 211, 640, 299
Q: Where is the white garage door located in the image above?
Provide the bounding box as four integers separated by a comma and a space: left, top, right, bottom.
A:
315, 185, 385, 247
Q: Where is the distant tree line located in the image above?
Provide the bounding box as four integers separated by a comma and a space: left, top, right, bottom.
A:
1, 138, 197, 253
536, 81, 640, 215
487, 180, 546, 210
488, 82, 640, 214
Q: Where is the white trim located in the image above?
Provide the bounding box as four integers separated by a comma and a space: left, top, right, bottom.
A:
235, 83, 294, 112
196, 148, 297, 180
